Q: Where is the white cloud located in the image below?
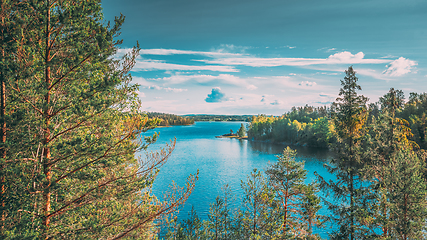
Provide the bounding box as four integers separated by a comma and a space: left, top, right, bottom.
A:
299, 81, 317, 87
327, 51, 364, 62
382, 57, 417, 76
211, 44, 251, 54
284, 45, 296, 49
136, 90, 146, 98
246, 84, 258, 90
147, 85, 187, 92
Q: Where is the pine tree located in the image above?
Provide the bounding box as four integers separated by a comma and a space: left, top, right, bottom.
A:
265, 147, 306, 236
317, 66, 368, 239
204, 184, 234, 240
238, 169, 281, 239
300, 182, 323, 239
266, 147, 323, 238
3, 1, 197, 238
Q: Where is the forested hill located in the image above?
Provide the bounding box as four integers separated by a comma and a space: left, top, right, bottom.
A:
184, 114, 252, 122
146, 112, 195, 126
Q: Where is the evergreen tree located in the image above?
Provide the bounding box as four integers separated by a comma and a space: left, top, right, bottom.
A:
317, 66, 368, 239
204, 184, 234, 240
265, 147, 306, 236
384, 149, 427, 239
2, 1, 196, 238
266, 147, 323, 239
237, 123, 246, 138
238, 169, 281, 239
362, 88, 425, 238
300, 182, 323, 239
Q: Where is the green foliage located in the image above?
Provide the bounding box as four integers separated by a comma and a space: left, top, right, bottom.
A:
247, 106, 333, 148
386, 149, 427, 239
238, 169, 282, 239
146, 112, 195, 126
317, 66, 369, 240
266, 147, 323, 238
1, 1, 196, 239
265, 148, 306, 234
204, 184, 234, 240
398, 92, 427, 149
237, 123, 246, 138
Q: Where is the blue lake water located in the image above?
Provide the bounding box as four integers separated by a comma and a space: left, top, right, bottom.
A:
140, 121, 334, 237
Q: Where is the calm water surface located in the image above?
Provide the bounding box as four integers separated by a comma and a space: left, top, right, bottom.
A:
140, 121, 334, 237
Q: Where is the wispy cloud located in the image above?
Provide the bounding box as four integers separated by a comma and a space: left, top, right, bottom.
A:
299, 81, 317, 87
146, 73, 246, 86
139, 48, 244, 57
133, 59, 238, 72
146, 85, 188, 92
284, 45, 296, 49
270, 100, 280, 105
196, 51, 390, 67
246, 84, 258, 90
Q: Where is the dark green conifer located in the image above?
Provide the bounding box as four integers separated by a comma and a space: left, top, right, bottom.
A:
316, 66, 369, 239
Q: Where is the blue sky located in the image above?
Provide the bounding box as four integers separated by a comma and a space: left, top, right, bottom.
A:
102, 0, 427, 115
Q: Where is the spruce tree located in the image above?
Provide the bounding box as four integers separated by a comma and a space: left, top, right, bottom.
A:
317, 66, 368, 239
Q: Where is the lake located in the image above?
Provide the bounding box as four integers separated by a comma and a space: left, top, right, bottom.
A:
140, 121, 334, 237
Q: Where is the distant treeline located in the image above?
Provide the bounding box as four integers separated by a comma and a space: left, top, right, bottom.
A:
146, 112, 195, 126
184, 114, 252, 122
247, 93, 427, 150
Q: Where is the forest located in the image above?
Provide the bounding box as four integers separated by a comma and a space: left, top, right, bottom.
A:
1, 0, 427, 239
247, 92, 427, 151
145, 112, 195, 126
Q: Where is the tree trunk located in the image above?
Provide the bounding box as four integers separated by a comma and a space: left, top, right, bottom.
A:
0, 13, 6, 231
42, 2, 52, 238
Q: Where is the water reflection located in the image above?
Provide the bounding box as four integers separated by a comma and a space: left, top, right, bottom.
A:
248, 140, 332, 161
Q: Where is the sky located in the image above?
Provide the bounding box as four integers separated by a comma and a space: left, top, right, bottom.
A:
101, 0, 427, 115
